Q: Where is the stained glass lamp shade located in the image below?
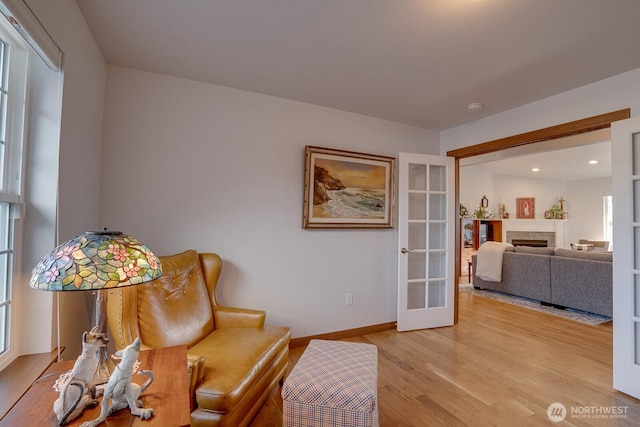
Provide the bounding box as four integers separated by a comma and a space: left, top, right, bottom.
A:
29, 230, 162, 382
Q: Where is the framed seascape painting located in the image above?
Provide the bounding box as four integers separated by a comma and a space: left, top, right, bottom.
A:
516, 197, 535, 219
302, 146, 396, 229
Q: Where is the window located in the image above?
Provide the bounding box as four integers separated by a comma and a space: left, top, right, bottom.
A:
0, 203, 10, 355
0, 39, 8, 357
0, 18, 28, 368
604, 195, 613, 250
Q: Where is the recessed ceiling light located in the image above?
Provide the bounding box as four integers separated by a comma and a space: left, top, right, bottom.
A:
589, 160, 598, 165
532, 168, 539, 172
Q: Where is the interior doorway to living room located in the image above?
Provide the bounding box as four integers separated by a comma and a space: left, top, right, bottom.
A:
446, 108, 629, 315
457, 130, 612, 283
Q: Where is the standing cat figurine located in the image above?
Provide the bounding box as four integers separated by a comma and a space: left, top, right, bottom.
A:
53, 326, 109, 426
81, 337, 154, 427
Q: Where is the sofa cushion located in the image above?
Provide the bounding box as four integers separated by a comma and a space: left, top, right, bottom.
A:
500, 251, 552, 302
191, 326, 291, 413
550, 255, 612, 316
514, 246, 555, 256
555, 248, 612, 262
136, 250, 215, 348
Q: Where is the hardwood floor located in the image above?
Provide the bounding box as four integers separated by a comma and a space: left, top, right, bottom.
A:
252, 289, 640, 426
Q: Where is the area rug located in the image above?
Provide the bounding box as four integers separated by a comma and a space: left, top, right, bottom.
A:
459, 283, 612, 325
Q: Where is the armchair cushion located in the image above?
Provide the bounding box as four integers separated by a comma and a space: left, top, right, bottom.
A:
190, 326, 291, 413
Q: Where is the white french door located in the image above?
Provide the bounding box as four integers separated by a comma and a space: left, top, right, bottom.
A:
612, 116, 640, 399
397, 153, 455, 332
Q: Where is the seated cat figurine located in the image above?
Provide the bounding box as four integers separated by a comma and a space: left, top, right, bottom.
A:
81, 337, 154, 427
53, 326, 109, 426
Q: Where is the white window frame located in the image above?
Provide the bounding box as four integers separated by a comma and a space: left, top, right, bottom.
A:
0, 13, 29, 371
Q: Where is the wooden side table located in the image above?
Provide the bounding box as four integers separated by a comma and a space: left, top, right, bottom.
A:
1, 345, 190, 426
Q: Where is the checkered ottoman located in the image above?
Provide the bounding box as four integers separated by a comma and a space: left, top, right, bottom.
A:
282, 339, 379, 427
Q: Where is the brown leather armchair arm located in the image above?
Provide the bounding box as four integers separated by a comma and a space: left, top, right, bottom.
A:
200, 252, 267, 328
214, 306, 266, 328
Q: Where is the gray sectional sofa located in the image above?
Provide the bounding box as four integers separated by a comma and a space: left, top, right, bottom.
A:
472, 246, 612, 317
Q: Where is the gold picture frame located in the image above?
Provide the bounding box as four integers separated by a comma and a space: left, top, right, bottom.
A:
302, 146, 396, 229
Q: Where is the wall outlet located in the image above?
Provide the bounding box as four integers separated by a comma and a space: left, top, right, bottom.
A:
346, 293, 353, 306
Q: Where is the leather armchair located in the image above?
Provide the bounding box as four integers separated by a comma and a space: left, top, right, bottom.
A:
107, 249, 291, 426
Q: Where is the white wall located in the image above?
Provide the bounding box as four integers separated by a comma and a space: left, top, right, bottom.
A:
99, 66, 438, 338
566, 177, 611, 245
492, 173, 566, 220
460, 165, 567, 219
459, 166, 493, 216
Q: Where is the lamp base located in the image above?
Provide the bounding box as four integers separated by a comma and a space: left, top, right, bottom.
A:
92, 290, 115, 385
94, 345, 116, 385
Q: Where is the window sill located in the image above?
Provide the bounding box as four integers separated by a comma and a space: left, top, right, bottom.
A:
0, 348, 61, 419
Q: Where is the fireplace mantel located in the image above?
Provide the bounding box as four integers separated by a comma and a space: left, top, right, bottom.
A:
500, 219, 568, 248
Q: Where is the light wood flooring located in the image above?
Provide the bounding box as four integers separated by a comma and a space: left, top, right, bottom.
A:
251, 288, 640, 426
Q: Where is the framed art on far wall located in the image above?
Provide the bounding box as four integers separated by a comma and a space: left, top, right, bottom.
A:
302, 145, 396, 229
516, 197, 535, 219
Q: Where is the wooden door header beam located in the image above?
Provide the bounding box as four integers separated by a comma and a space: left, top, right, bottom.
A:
447, 108, 630, 159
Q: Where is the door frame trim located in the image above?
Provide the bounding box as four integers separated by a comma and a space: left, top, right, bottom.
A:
446, 108, 630, 323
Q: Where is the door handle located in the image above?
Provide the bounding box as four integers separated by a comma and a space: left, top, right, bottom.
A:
401, 247, 413, 254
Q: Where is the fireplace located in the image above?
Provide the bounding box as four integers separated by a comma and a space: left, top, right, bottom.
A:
506, 231, 556, 248
511, 239, 548, 247
498, 220, 567, 249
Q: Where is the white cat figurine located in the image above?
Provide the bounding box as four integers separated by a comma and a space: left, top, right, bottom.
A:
53, 326, 109, 426
81, 337, 154, 427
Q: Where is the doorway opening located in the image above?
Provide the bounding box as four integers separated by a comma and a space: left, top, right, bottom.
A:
446, 108, 630, 322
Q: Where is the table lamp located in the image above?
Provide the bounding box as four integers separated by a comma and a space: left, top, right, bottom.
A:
29, 229, 162, 383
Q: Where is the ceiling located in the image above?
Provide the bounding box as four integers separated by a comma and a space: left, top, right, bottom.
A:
75, 0, 640, 131
461, 129, 612, 181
